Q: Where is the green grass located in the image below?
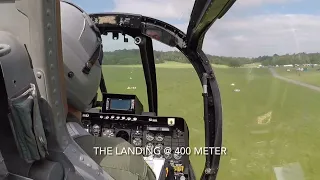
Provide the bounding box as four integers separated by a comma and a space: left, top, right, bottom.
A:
106, 61, 230, 68
101, 65, 320, 180
275, 67, 320, 86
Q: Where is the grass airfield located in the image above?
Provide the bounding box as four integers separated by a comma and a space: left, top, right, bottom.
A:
275, 67, 320, 87
102, 62, 320, 180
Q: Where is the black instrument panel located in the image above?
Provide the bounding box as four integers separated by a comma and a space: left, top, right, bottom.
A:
91, 13, 142, 29
81, 112, 190, 178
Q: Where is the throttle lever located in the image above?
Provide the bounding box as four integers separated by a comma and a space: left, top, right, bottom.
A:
158, 162, 175, 180
165, 165, 175, 180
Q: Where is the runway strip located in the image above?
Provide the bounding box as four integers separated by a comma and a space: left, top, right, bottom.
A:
269, 68, 320, 92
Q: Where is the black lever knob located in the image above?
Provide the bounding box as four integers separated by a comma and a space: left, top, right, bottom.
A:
165, 165, 175, 180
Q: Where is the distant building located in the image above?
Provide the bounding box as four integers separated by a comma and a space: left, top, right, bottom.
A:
283, 64, 293, 67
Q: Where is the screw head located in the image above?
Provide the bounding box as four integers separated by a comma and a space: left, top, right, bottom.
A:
36, 72, 42, 78
68, 72, 74, 78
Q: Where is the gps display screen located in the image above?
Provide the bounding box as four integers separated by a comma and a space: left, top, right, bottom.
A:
109, 99, 131, 110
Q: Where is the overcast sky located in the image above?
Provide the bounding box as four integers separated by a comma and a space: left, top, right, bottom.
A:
70, 0, 320, 57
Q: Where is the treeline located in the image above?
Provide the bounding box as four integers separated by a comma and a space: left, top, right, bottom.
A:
253, 53, 320, 66
102, 49, 320, 67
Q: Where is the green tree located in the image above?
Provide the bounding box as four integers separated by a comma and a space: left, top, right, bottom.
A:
229, 60, 241, 67
102, 49, 320, 67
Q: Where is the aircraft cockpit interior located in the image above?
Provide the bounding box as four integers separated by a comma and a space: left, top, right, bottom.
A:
0, 0, 235, 180
81, 92, 191, 180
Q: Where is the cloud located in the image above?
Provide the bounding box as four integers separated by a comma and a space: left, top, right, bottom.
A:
203, 14, 320, 57
112, 0, 194, 20
104, 0, 319, 57
235, 0, 300, 7
103, 14, 320, 57
111, 0, 299, 20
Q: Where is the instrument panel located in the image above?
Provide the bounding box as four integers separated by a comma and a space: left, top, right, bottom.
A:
81, 112, 190, 179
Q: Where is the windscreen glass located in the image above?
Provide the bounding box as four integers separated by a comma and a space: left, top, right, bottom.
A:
88, 31, 148, 109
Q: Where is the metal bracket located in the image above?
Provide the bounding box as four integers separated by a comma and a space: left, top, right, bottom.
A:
204, 168, 217, 175
34, 70, 48, 100
112, 32, 119, 40
202, 73, 214, 94
123, 34, 128, 42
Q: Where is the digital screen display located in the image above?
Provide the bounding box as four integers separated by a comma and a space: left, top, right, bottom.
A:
109, 99, 131, 110
147, 127, 170, 131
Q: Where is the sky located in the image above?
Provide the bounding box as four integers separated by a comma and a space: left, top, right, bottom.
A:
70, 0, 320, 57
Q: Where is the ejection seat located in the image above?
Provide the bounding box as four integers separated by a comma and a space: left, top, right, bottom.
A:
0, 31, 64, 180
0, 31, 114, 180
0, 1, 115, 179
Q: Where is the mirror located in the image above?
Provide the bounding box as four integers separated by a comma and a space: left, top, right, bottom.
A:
142, 23, 177, 47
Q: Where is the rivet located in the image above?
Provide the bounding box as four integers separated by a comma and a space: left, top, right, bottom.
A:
68, 72, 74, 78
46, 9, 51, 16
50, 64, 54, 70
53, 89, 56, 93
86, 163, 92, 168
72, 149, 76, 153
48, 38, 52, 44
47, 23, 51, 30
48, 50, 52, 56
36, 72, 42, 78
80, 156, 84, 161
55, 101, 59, 106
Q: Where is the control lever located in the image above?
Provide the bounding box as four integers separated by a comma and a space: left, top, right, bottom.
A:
158, 162, 175, 180
165, 165, 175, 180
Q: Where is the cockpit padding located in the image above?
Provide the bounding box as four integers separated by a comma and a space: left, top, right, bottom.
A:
0, 31, 64, 180
8, 83, 48, 163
